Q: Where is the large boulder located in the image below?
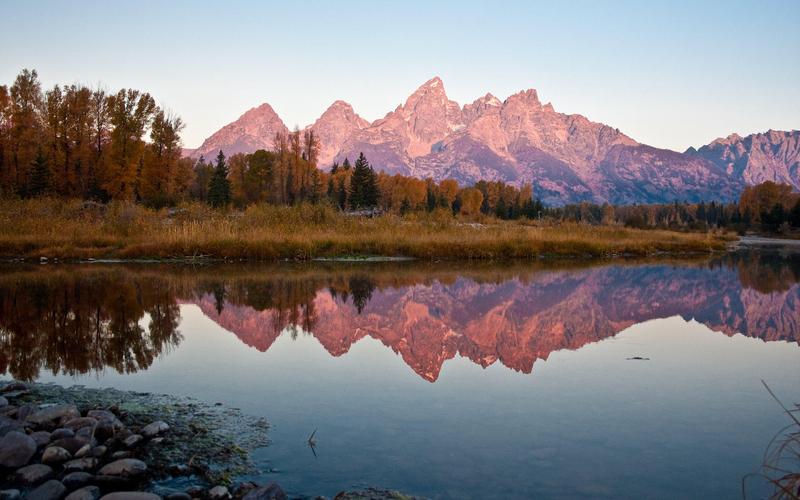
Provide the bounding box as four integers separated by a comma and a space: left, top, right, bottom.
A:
207, 486, 230, 500
86, 411, 123, 428
62, 472, 94, 490
26, 480, 67, 500
51, 429, 76, 441
65, 486, 100, 500
31, 431, 52, 448
42, 446, 72, 465
50, 437, 92, 456
0, 416, 24, 437
63, 418, 98, 432
0, 431, 36, 468
13, 464, 54, 486
26, 405, 80, 429
141, 421, 168, 438
97, 459, 147, 478
241, 483, 286, 500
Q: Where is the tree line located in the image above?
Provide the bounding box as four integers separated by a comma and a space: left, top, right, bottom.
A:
546, 181, 800, 234
2, 69, 798, 232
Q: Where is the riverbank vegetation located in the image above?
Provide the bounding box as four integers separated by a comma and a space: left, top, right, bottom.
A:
0, 199, 730, 260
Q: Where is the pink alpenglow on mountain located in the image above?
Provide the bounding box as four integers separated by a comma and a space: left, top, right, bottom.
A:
192, 103, 289, 160
189, 78, 799, 205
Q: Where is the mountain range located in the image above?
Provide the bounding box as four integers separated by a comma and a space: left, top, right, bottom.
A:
186, 77, 800, 205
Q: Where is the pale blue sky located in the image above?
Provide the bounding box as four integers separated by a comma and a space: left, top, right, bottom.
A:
2, 0, 798, 151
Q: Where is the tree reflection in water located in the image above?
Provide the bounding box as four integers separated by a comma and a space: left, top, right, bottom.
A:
1, 251, 798, 381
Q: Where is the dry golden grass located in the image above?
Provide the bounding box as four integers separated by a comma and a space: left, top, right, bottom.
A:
0, 198, 732, 260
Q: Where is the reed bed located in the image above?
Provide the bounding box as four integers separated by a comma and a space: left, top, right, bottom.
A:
0, 198, 731, 260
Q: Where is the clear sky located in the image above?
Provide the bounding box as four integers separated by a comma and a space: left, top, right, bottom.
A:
2, 0, 798, 151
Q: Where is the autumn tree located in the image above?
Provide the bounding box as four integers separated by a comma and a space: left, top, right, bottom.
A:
104, 89, 156, 199
9, 69, 43, 195
140, 111, 186, 207
459, 188, 483, 217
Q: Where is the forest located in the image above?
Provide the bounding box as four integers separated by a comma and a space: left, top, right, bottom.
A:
2, 69, 799, 236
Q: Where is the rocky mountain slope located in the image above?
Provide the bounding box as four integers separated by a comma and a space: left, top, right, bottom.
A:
689, 129, 800, 189
188, 78, 798, 204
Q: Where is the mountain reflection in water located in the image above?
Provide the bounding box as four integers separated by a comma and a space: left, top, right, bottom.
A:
1, 252, 798, 382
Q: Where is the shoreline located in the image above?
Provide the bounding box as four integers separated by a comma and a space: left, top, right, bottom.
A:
0, 381, 421, 500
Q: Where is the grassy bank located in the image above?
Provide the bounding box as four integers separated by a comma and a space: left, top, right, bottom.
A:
0, 198, 732, 260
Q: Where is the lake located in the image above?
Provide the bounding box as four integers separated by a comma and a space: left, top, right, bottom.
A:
1, 251, 799, 499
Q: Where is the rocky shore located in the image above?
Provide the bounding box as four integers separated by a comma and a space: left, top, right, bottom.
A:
0, 381, 282, 500
0, 382, 421, 500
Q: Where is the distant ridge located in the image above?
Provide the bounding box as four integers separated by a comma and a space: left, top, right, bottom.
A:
189, 78, 799, 205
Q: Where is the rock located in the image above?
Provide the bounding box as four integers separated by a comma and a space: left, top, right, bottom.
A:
51, 428, 76, 440
89, 446, 107, 458
97, 459, 147, 478
75, 427, 94, 440
64, 418, 98, 432
241, 483, 286, 500
65, 486, 101, 500
207, 486, 230, 500
27, 405, 80, 428
123, 434, 143, 448
50, 437, 93, 455
0, 431, 36, 468
26, 480, 67, 500
231, 483, 257, 498
86, 410, 122, 428
149, 437, 164, 445
99, 494, 160, 500
164, 494, 190, 500
16, 403, 38, 421
0, 416, 24, 437
184, 487, 204, 498
141, 421, 168, 438
74, 444, 92, 458
0, 490, 20, 500
62, 472, 94, 490
42, 446, 72, 464
0, 382, 27, 393
110, 451, 132, 460
13, 463, 54, 485
93, 420, 118, 441
63, 458, 99, 473
0, 397, 7, 408
31, 431, 52, 448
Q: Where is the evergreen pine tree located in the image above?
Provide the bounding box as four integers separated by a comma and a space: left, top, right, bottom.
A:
349, 152, 379, 209
208, 150, 231, 208
28, 149, 51, 197
342, 157, 351, 170
791, 199, 800, 228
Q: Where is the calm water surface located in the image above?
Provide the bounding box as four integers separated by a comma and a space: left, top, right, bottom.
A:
1, 252, 799, 499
